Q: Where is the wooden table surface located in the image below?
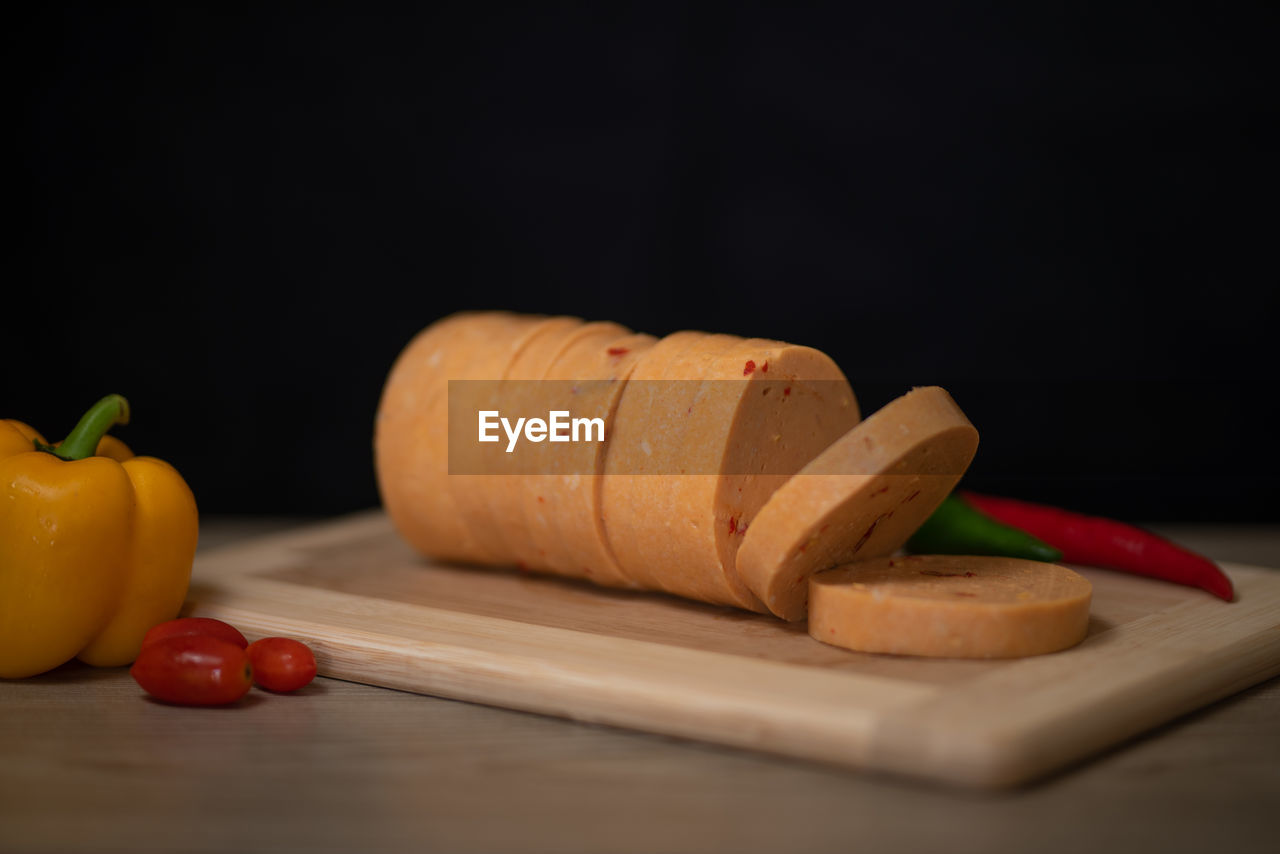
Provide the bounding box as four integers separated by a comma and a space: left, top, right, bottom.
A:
3, 518, 1278, 854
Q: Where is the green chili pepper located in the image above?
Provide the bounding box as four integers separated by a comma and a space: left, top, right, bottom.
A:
907, 493, 1062, 562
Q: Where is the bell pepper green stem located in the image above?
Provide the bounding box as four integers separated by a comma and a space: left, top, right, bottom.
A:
41, 394, 131, 461
907, 493, 1063, 562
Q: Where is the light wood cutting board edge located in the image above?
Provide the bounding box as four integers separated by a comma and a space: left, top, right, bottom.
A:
867, 568, 1280, 785
185, 511, 1280, 788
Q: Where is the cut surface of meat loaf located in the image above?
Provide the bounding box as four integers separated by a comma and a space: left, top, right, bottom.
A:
809, 555, 1093, 658
737, 386, 980, 621
375, 311, 859, 611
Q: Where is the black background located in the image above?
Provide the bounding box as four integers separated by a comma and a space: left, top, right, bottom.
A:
10, 3, 1277, 521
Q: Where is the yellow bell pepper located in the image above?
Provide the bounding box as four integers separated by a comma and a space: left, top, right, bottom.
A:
0, 395, 199, 678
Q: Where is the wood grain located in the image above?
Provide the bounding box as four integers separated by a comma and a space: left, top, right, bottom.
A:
182, 511, 1280, 787
4, 517, 1279, 854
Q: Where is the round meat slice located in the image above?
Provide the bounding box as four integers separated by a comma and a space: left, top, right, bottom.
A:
481, 316, 587, 566
808, 555, 1093, 658
596, 327, 737, 594
449, 315, 583, 566
737, 386, 978, 621
375, 312, 548, 564
601, 332, 746, 603
522, 327, 657, 586
602, 333, 859, 611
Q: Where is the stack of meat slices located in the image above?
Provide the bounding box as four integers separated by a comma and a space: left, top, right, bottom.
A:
376, 312, 1091, 659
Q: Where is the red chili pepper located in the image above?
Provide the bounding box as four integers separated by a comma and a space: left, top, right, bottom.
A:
961, 491, 1234, 601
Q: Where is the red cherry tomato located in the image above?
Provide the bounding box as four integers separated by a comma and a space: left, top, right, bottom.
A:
246, 637, 317, 693
142, 617, 248, 650
130, 636, 253, 706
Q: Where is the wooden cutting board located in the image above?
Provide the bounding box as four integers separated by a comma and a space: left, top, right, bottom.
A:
185, 511, 1280, 788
